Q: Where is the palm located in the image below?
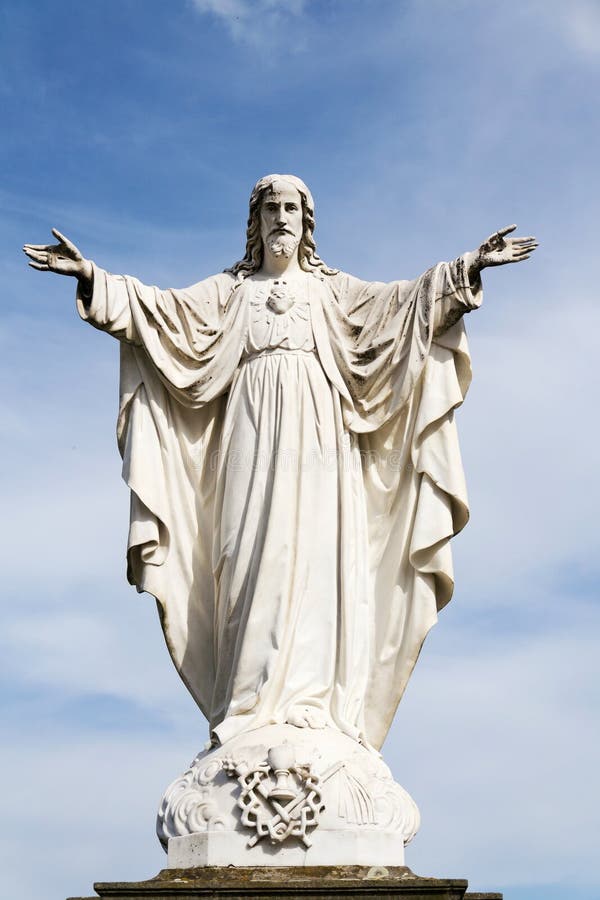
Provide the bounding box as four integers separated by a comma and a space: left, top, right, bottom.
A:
478, 225, 538, 268
23, 228, 90, 279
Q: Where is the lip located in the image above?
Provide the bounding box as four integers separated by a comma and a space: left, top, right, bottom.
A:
270, 228, 294, 236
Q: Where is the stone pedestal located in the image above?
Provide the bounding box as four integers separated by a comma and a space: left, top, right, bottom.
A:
70, 730, 502, 898
157, 725, 419, 868
69, 865, 502, 899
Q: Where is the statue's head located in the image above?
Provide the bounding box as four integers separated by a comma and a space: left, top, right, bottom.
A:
227, 174, 337, 278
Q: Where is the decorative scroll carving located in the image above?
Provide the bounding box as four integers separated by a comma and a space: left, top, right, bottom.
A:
157, 758, 230, 848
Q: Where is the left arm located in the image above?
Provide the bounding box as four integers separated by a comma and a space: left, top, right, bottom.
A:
435, 225, 538, 335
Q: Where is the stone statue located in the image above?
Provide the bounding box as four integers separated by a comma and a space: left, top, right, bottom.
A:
23, 175, 537, 867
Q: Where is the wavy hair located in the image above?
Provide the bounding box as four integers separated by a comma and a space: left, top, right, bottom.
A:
226, 174, 337, 278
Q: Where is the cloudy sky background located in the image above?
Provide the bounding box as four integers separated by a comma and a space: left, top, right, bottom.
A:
2, 1, 599, 898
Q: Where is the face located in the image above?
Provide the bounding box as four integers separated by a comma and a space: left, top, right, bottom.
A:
259, 181, 303, 259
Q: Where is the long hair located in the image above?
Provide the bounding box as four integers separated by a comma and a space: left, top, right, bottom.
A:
226, 174, 337, 278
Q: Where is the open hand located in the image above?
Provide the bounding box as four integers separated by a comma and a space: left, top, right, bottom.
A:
477, 225, 538, 269
23, 229, 93, 283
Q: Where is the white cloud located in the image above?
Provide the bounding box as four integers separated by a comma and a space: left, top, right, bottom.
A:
388, 615, 600, 888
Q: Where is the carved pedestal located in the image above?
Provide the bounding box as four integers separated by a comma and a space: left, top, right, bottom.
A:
67, 726, 503, 898
157, 725, 419, 867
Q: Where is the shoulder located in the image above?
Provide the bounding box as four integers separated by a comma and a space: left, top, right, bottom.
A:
316, 269, 388, 302
312, 269, 356, 295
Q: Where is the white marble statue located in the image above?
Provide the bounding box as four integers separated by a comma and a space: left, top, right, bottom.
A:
24, 175, 537, 865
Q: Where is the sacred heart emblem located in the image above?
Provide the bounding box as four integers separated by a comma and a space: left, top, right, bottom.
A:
266, 281, 295, 314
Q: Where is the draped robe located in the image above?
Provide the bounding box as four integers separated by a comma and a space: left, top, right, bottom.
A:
77, 257, 481, 751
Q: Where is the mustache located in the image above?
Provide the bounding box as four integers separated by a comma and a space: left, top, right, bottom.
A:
269, 227, 295, 236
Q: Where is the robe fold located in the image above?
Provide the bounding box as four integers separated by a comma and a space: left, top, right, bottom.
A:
77, 256, 481, 751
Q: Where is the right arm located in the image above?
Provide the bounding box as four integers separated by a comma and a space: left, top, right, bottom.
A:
23, 229, 135, 342
23, 231, 240, 398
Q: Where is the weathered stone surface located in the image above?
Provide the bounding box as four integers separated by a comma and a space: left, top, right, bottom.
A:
67, 865, 502, 899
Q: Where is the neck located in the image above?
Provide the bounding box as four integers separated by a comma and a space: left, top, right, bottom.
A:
259, 250, 302, 278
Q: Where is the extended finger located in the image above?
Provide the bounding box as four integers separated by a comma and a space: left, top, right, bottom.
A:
23, 243, 55, 251
512, 236, 536, 244
508, 241, 537, 249
497, 224, 517, 237
23, 248, 48, 262
52, 228, 78, 252
28, 261, 50, 270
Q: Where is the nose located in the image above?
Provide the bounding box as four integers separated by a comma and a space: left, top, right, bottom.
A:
275, 206, 287, 225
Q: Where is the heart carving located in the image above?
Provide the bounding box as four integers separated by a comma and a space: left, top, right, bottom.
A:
266, 282, 295, 314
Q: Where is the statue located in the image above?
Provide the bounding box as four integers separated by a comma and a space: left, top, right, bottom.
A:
23, 175, 537, 867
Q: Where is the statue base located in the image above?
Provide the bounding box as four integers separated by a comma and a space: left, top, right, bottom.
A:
70, 728, 501, 897
68, 865, 502, 899
157, 724, 419, 867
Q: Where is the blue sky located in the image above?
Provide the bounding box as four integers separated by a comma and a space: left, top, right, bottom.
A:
2, 1, 599, 898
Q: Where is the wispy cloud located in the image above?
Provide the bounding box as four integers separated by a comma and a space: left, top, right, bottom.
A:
397, 623, 600, 890
536, 0, 600, 57
191, 0, 307, 47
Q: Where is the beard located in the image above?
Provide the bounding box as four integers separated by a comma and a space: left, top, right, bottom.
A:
266, 233, 300, 258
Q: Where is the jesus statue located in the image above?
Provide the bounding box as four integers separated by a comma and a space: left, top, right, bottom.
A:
23, 175, 537, 864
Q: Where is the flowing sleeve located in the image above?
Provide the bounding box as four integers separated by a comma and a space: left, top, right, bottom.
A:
74, 264, 247, 721
76, 264, 244, 406
76, 264, 139, 343
433, 255, 482, 337
319, 258, 483, 748
321, 255, 481, 433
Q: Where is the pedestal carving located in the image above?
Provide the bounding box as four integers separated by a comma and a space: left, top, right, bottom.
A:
157, 725, 419, 867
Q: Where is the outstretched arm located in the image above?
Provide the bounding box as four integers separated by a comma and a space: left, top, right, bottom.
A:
23, 229, 93, 294
432, 225, 538, 337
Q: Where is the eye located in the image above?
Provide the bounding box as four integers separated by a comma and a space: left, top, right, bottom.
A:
285, 203, 298, 212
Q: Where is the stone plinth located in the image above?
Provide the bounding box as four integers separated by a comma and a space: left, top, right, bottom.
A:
167, 830, 405, 868
68, 865, 502, 899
